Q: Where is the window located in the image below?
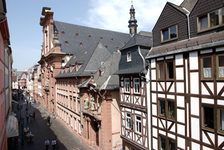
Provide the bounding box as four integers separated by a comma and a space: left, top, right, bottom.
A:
202, 106, 214, 129
124, 78, 130, 93
134, 78, 140, 93
159, 99, 175, 120
127, 52, 132, 62
159, 135, 176, 150
159, 100, 165, 117
201, 56, 212, 79
168, 101, 175, 119
158, 62, 165, 80
162, 29, 169, 41
135, 116, 142, 134
220, 109, 224, 131
218, 55, 224, 78
198, 7, 224, 32
210, 10, 219, 27
161, 25, 177, 42
166, 60, 174, 79
126, 113, 132, 129
222, 8, 224, 24
159, 136, 166, 150
199, 15, 208, 30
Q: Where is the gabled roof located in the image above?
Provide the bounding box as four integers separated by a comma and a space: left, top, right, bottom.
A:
54, 21, 130, 55
94, 51, 121, 90
56, 42, 115, 78
167, 2, 189, 14
180, 0, 198, 12
121, 33, 152, 50
146, 30, 224, 59
78, 51, 121, 90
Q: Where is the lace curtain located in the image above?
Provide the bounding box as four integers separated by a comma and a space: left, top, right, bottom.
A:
219, 67, 224, 78
203, 68, 212, 78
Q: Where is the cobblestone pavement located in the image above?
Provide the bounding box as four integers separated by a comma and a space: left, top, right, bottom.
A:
15, 97, 90, 150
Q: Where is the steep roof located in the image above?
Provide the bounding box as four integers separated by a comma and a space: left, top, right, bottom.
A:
180, 0, 198, 12
94, 51, 121, 90
168, 2, 189, 14
121, 33, 152, 50
56, 42, 118, 78
54, 21, 130, 55
147, 30, 224, 59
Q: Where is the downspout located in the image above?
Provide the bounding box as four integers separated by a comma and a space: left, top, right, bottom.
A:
138, 46, 146, 75
187, 13, 191, 39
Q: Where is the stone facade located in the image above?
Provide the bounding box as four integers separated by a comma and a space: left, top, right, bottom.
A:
0, 0, 12, 149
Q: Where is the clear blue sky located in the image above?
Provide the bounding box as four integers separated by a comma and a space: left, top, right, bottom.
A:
6, 0, 182, 71
7, 0, 91, 71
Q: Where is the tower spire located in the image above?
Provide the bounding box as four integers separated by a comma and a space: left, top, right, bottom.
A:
128, 0, 138, 36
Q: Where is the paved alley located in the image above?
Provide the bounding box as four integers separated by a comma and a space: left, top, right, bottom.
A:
15, 98, 89, 150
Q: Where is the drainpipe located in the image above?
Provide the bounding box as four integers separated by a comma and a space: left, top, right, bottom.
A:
187, 13, 191, 39
138, 46, 146, 74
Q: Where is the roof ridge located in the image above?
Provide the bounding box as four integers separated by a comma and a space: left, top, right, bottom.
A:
54, 20, 129, 35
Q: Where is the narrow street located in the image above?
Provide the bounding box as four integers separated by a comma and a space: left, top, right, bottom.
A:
14, 96, 89, 150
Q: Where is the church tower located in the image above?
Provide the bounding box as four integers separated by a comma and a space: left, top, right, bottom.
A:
128, 1, 138, 36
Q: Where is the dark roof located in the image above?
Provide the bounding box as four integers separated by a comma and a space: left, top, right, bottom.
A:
167, 2, 189, 14
94, 51, 121, 90
180, 0, 198, 12
56, 42, 116, 78
78, 51, 121, 90
147, 30, 224, 59
54, 21, 130, 55
121, 33, 152, 50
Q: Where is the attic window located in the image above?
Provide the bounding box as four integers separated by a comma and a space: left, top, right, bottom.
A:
76, 33, 79, 36
61, 31, 65, 34
88, 35, 91, 38
100, 37, 103, 40
127, 52, 131, 62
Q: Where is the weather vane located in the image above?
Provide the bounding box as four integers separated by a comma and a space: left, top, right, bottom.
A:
131, 0, 133, 5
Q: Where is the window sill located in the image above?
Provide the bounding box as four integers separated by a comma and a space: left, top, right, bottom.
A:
202, 127, 214, 133
161, 37, 178, 44
217, 130, 224, 136
135, 131, 143, 136
201, 78, 214, 81
197, 24, 224, 33
133, 92, 141, 95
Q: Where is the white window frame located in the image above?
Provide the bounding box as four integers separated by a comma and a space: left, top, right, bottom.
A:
135, 115, 142, 134
126, 112, 131, 129
127, 52, 132, 62
133, 78, 140, 94
124, 78, 130, 93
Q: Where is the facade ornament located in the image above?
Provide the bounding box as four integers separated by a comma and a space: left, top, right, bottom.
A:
90, 96, 96, 111
84, 97, 89, 109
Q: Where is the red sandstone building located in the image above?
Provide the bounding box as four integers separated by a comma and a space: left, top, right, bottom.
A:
0, 0, 13, 149
38, 5, 139, 149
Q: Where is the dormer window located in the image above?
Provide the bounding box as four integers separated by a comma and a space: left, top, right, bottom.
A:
127, 52, 132, 62
161, 25, 177, 42
198, 7, 224, 32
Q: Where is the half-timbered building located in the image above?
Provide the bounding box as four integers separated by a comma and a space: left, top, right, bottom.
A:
146, 0, 224, 149
117, 4, 153, 150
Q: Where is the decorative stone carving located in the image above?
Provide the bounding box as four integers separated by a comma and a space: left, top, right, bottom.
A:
84, 97, 89, 109
90, 96, 96, 111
